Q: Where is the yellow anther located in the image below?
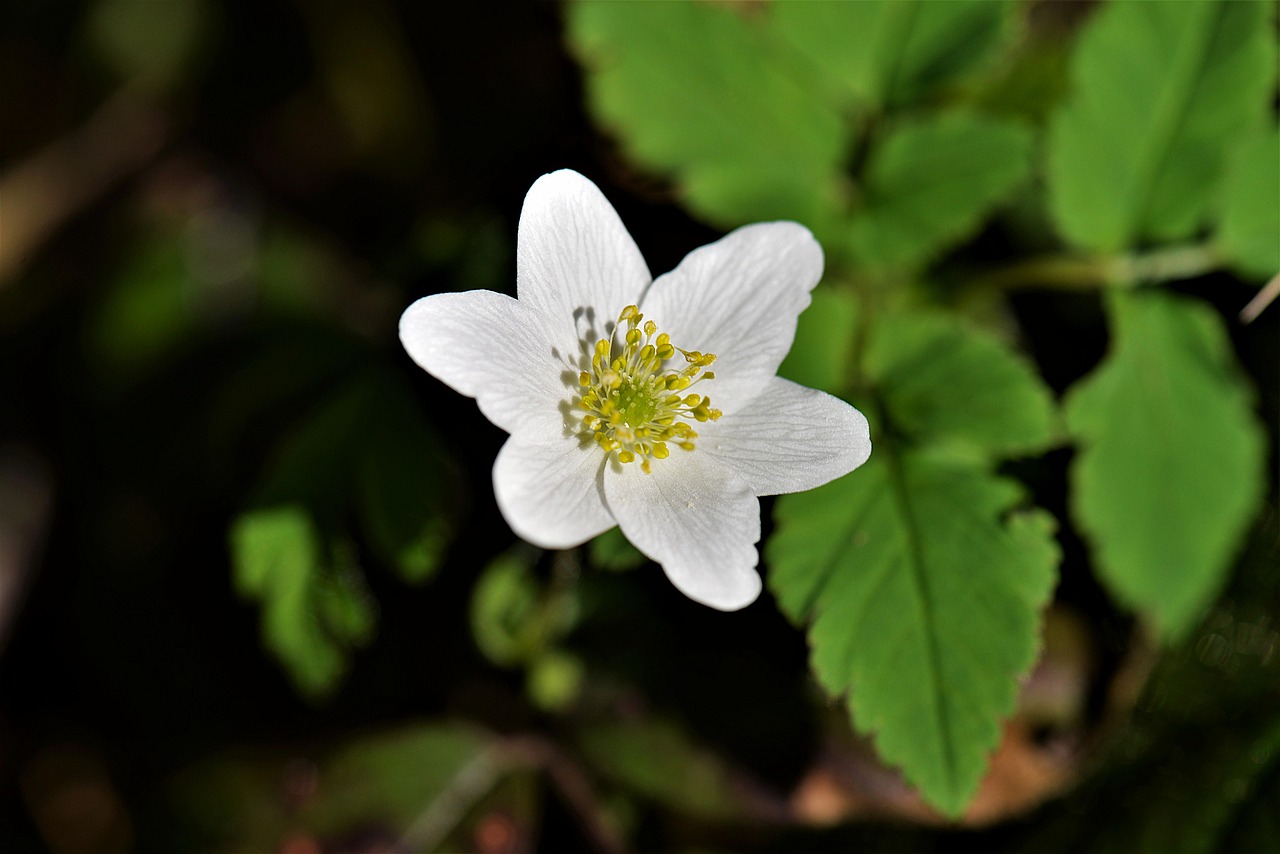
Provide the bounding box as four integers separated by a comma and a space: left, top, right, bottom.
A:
572, 305, 720, 474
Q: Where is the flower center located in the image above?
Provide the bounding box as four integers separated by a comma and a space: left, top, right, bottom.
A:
575, 304, 721, 474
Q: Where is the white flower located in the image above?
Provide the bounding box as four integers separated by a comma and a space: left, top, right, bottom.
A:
399, 170, 871, 611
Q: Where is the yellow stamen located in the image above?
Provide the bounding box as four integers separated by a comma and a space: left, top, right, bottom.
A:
572, 304, 721, 474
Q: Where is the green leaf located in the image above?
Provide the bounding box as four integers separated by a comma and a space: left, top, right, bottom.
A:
469, 549, 580, 670
89, 0, 209, 91
1065, 290, 1266, 638
568, 0, 845, 230
771, 0, 1011, 110
90, 235, 196, 379
778, 287, 861, 394
527, 649, 585, 711
469, 550, 542, 667
229, 506, 376, 698
1047, 0, 1275, 252
768, 453, 1059, 815
865, 311, 1057, 455
356, 380, 455, 584
306, 722, 496, 836
848, 112, 1033, 269
577, 718, 745, 821
250, 375, 454, 584
588, 526, 646, 572
1216, 127, 1280, 281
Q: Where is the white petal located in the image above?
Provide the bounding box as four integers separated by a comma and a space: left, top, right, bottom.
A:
493, 434, 614, 549
603, 452, 762, 611
400, 290, 573, 441
640, 222, 823, 412
517, 170, 652, 352
702, 377, 872, 496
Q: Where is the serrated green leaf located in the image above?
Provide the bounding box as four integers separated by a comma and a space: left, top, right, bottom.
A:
848, 112, 1033, 269
568, 0, 844, 230
577, 718, 744, 821
865, 311, 1057, 455
1216, 127, 1280, 281
1047, 0, 1275, 252
778, 287, 861, 394
771, 0, 1011, 110
769, 453, 1058, 816
1065, 290, 1266, 638
229, 506, 376, 698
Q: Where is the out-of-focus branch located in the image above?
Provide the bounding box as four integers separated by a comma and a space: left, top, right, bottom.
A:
395, 734, 628, 854
1240, 271, 1280, 324
0, 90, 169, 285
975, 243, 1222, 293
0, 446, 53, 656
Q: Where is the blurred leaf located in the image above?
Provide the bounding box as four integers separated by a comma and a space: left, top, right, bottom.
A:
1220, 760, 1280, 853
90, 236, 194, 377
768, 453, 1058, 816
778, 287, 861, 394
470, 550, 541, 667
252, 382, 369, 511
577, 718, 744, 821
1065, 290, 1266, 638
848, 112, 1033, 269
771, 0, 1011, 110
356, 380, 455, 584
229, 373, 453, 696
252, 375, 454, 583
229, 506, 376, 698
588, 526, 645, 573
527, 650, 584, 712
966, 30, 1073, 124
1216, 127, 1280, 281
1047, 0, 1275, 252
1023, 716, 1280, 854
469, 548, 579, 674
167, 756, 294, 854
569, 0, 845, 231
865, 311, 1057, 456
305, 722, 496, 837
88, 0, 209, 91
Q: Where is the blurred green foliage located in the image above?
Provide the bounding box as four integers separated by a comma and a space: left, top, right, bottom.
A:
1065, 291, 1266, 638
571, 0, 1276, 817
1046, 0, 1274, 251
2, 0, 1277, 849
231, 374, 455, 697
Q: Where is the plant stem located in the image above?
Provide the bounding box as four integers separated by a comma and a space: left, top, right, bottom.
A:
976, 243, 1222, 292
